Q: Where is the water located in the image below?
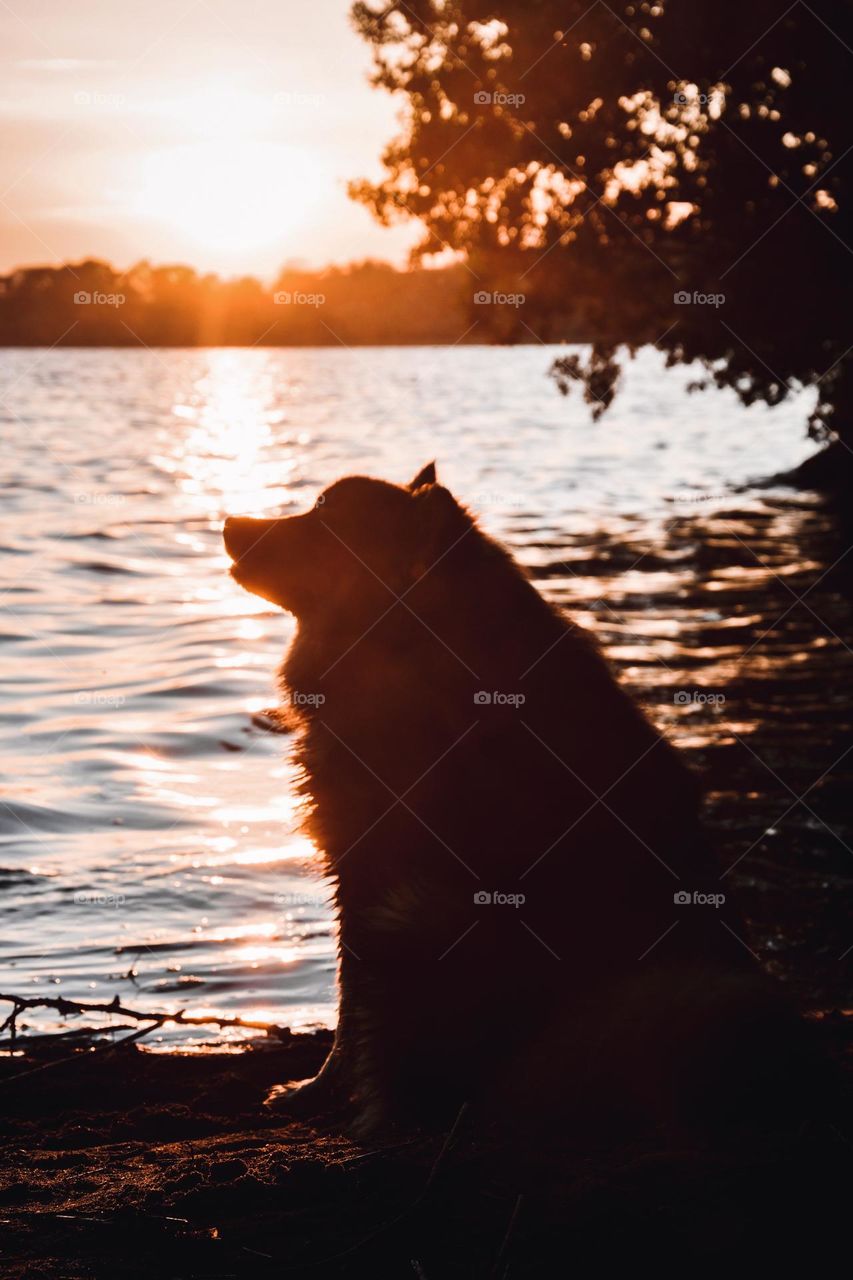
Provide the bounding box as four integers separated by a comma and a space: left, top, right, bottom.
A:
0, 346, 818, 1045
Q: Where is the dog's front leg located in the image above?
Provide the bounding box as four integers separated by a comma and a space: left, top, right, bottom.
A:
264, 931, 359, 1116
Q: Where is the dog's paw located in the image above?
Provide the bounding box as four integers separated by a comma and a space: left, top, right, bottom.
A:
263, 1074, 345, 1118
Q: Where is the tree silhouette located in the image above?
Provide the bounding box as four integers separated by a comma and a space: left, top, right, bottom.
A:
0, 260, 471, 348
351, 1, 853, 473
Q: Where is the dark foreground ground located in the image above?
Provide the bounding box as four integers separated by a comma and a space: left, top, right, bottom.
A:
1, 1018, 850, 1278
2, 486, 851, 1276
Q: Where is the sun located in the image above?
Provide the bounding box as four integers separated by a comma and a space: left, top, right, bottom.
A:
131, 139, 325, 265
123, 81, 330, 269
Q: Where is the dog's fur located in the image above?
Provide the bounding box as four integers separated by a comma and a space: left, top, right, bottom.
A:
224, 465, 800, 1136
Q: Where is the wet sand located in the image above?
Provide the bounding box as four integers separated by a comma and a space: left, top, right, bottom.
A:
1, 491, 851, 1276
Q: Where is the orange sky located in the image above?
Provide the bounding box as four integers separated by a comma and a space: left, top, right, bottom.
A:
0, 0, 418, 278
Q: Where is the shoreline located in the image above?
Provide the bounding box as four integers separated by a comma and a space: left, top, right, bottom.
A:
2, 486, 851, 1274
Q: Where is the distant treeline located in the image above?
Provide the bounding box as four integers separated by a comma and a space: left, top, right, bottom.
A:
0, 259, 488, 347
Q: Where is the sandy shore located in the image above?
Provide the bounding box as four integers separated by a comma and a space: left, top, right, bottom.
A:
0, 1017, 850, 1276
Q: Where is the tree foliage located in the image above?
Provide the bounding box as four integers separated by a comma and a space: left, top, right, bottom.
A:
351, 1, 853, 444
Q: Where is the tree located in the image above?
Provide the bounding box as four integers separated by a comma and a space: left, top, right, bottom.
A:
351, 1, 853, 473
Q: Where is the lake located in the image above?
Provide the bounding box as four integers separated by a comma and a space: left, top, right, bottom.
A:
0, 345, 819, 1044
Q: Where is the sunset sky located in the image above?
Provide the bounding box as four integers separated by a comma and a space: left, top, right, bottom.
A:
0, 0, 418, 278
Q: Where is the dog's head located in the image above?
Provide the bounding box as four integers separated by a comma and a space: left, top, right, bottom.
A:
223, 463, 469, 621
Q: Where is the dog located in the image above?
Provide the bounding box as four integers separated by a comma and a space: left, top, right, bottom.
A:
224, 464, 803, 1137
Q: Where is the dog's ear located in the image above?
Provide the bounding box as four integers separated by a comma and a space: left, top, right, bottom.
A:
410, 482, 467, 574
408, 461, 437, 491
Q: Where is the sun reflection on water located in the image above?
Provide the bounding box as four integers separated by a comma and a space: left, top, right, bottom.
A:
171, 351, 302, 521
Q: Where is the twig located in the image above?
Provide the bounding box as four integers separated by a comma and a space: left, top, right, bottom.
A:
0, 995, 293, 1089
337, 1137, 425, 1167
423, 1101, 469, 1193
490, 1193, 523, 1280
112, 1016, 169, 1049
0, 991, 288, 1050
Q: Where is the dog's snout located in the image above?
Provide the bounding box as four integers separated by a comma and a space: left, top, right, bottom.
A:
223, 510, 315, 610
223, 516, 268, 562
